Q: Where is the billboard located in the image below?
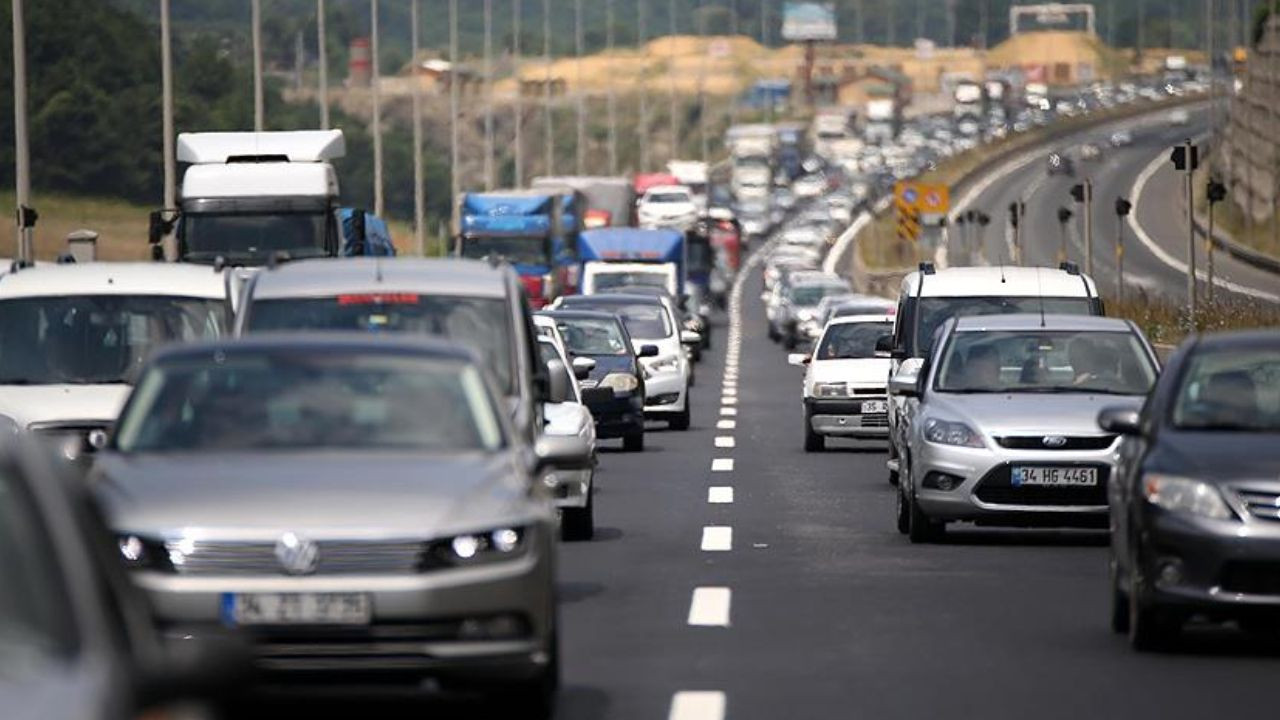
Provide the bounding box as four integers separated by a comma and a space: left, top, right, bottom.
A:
781, 2, 837, 41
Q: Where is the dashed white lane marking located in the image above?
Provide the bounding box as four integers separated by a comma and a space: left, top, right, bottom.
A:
708, 486, 734, 503
719, 407, 737, 417
714, 436, 736, 448
711, 458, 734, 472
700, 526, 733, 551
687, 587, 732, 626
721, 386, 738, 397
721, 396, 737, 406
716, 419, 736, 430
669, 691, 727, 720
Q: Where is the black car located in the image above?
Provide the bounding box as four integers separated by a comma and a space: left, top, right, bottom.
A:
540, 310, 653, 451
1101, 330, 1280, 651
0, 438, 245, 719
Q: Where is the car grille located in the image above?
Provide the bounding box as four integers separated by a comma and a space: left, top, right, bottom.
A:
973, 464, 1109, 507
1220, 562, 1280, 596
850, 388, 884, 396
995, 435, 1117, 451
1233, 488, 1280, 522
168, 540, 426, 576
861, 413, 888, 428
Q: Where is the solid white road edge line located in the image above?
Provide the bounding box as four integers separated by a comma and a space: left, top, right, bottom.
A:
687, 587, 732, 627
669, 691, 727, 720
700, 526, 733, 551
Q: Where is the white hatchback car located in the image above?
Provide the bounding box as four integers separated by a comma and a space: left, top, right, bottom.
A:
790, 314, 895, 451
535, 335, 599, 541
637, 185, 699, 231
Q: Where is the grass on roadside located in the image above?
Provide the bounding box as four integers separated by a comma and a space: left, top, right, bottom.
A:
1107, 289, 1280, 347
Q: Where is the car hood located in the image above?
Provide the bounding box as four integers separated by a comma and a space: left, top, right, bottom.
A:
926, 392, 1144, 437
1149, 432, 1280, 482
92, 451, 537, 539
582, 354, 636, 380
809, 358, 891, 387
0, 384, 130, 428
640, 203, 696, 217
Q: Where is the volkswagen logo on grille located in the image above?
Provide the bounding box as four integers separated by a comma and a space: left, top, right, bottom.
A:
1042, 435, 1069, 448
274, 532, 319, 575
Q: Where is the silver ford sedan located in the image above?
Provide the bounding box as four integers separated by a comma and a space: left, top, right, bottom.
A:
89, 333, 589, 716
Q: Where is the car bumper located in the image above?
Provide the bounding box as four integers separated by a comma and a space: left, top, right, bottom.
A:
135, 538, 555, 681
914, 443, 1111, 526
643, 371, 687, 415
805, 398, 888, 438
1140, 509, 1280, 614
583, 391, 645, 438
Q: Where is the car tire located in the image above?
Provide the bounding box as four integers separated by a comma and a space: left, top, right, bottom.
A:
1128, 565, 1179, 652
623, 430, 645, 452
561, 490, 595, 542
669, 395, 691, 431
803, 411, 824, 452
502, 630, 559, 720
895, 481, 910, 535
887, 443, 900, 486
1110, 557, 1130, 634
907, 480, 944, 544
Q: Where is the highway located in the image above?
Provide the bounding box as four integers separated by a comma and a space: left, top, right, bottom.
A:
248, 225, 1280, 720
951, 105, 1280, 304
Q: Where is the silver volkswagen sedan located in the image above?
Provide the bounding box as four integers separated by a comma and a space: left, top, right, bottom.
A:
89, 333, 589, 716
893, 314, 1159, 543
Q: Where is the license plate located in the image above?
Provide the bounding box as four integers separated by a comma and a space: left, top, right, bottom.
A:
1011, 466, 1098, 487
861, 400, 888, 414
221, 592, 371, 626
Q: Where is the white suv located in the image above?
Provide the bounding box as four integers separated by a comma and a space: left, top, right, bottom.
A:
0, 262, 228, 466
790, 314, 894, 451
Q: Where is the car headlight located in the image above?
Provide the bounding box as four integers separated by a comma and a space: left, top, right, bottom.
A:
796, 309, 815, 322
424, 527, 529, 568
814, 382, 849, 398
116, 534, 175, 572
922, 418, 985, 448
1142, 474, 1234, 520
599, 372, 639, 394
645, 354, 680, 373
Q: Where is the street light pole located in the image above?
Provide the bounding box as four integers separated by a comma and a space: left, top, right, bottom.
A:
483, 0, 494, 190
161, 0, 175, 216
371, 0, 384, 216
638, 0, 650, 172
607, 0, 618, 175
575, 0, 586, 176
514, 0, 524, 186
669, 0, 679, 161
449, 0, 461, 213
317, 0, 330, 129
543, 0, 554, 176
11, 0, 33, 263
411, 0, 425, 254
252, 0, 264, 131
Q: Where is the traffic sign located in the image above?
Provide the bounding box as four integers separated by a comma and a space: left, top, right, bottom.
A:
894, 181, 950, 214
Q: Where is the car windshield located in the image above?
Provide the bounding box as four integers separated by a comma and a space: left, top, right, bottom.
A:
911, 296, 1095, 357
593, 271, 669, 292
245, 295, 514, 394
115, 353, 504, 453
646, 193, 690, 204
791, 284, 847, 307
0, 470, 78, 673
0, 296, 225, 385
1172, 348, 1280, 432
459, 236, 551, 266
935, 330, 1156, 395
817, 322, 893, 360
598, 303, 672, 339
556, 318, 630, 356
182, 211, 330, 264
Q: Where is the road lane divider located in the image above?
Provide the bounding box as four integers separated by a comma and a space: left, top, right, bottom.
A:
716, 420, 736, 430
687, 587, 732, 627
669, 691, 727, 720
700, 526, 733, 551
714, 436, 735, 448
707, 486, 734, 503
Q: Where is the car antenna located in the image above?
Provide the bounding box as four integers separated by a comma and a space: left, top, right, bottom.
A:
375, 255, 384, 283
1036, 267, 1046, 328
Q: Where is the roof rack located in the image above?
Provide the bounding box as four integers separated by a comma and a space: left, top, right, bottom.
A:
918, 261, 936, 275
8, 259, 33, 273
1058, 261, 1080, 275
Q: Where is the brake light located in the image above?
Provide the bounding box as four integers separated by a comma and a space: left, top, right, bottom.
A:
584, 210, 611, 229
337, 293, 420, 305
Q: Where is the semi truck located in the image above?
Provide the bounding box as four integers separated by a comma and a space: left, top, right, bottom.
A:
531, 176, 635, 229
863, 99, 899, 144
152, 130, 393, 264
577, 228, 686, 299
456, 190, 580, 307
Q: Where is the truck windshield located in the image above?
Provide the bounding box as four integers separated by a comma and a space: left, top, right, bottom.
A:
181, 211, 330, 264
0, 296, 226, 385
245, 295, 515, 394
909, 296, 1096, 358
460, 236, 551, 267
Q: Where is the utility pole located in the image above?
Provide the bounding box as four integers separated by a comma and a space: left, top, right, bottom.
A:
760, 0, 768, 46
575, 0, 586, 176
888, 0, 898, 46
670, 0, 679, 162
318, 0, 330, 129
1136, 0, 1145, 67
945, 0, 956, 47
1008, 202, 1023, 264
607, 0, 618, 175
450, 0, 461, 211
411, 0, 425, 254
483, 0, 494, 191
1056, 206, 1074, 265
1172, 140, 1199, 323
11, 0, 33, 263
371, 0, 384, 215
638, 0, 650, 171
1115, 197, 1132, 302
161, 0, 175, 217
252, 0, 264, 131
514, 0, 524, 187
854, 0, 865, 44
1106, 0, 1114, 46
916, 0, 926, 43
544, 0, 554, 176
1207, 177, 1228, 302
698, 1, 709, 164
1071, 180, 1094, 275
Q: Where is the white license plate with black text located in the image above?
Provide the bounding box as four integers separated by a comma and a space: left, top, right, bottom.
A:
222, 592, 371, 626
861, 400, 888, 414
1011, 466, 1097, 487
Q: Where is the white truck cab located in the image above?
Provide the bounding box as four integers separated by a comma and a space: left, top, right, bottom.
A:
0, 262, 229, 465
582, 261, 679, 297
155, 130, 346, 265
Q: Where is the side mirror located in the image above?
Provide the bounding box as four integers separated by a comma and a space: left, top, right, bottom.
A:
534, 435, 594, 473
1098, 406, 1143, 436
638, 344, 660, 358
889, 359, 924, 398
788, 353, 811, 366
681, 331, 702, 345
546, 359, 572, 403
571, 356, 596, 380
